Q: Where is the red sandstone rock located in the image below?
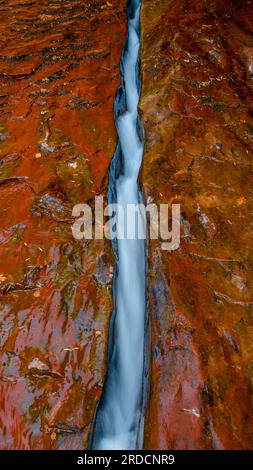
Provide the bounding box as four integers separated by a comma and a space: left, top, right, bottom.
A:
0, 0, 127, 449
141, 0, 253, 450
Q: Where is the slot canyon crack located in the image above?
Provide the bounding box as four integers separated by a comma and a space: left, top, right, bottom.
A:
90, 0, 148, 451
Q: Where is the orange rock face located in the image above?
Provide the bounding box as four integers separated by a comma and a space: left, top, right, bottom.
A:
1, 0, 253, 452
141, 0, 253, 450
0, 0, 127, 449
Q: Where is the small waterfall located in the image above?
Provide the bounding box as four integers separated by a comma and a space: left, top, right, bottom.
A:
90, 0, 147, 451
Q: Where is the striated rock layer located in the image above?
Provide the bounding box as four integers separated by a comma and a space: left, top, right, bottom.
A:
141, 0, 253, 449
0, 0, 127, 449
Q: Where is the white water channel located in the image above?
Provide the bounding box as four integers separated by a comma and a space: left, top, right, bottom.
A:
90, 0, 146, 450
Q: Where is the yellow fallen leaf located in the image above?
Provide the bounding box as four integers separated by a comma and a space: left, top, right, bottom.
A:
33, 290, 41, 298
50, 431, 57, 441
237, 197, 246, 206
0, 274, 6, 283
173, 169, 188, 178
35, 153, 42, 159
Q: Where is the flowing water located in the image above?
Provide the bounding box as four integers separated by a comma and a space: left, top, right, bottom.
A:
90, 0, 147, 450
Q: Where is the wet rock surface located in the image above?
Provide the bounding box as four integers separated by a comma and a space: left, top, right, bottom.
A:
0, 0, 127, 449
141, 0, 253, 450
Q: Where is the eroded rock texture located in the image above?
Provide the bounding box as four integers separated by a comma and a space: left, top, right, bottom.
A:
0, 0, 126, 449
141, 0, 253, 450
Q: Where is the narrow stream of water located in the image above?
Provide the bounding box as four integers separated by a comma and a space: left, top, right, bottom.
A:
90, 0, 147, 450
